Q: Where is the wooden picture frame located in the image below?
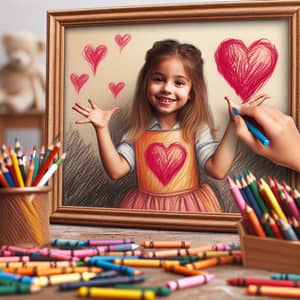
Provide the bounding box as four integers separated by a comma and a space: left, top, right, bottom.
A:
47, 0, 300, 232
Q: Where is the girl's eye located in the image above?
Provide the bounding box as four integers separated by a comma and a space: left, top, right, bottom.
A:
175, 80, 185, 86
153, 76, 164, 82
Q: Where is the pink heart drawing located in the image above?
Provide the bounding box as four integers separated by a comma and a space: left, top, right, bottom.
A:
83, 44, 108, 75
215, 38, 278, 102
70, 73, 89, 94
115, 34, 131, 52
145, 142, 187, 186
109, 82, 125, 99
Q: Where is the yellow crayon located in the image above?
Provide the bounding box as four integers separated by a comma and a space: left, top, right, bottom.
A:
196, 250, 241, 259
77, 287, 156, 300
113, 258, 179, 268
34, 272, 96, 287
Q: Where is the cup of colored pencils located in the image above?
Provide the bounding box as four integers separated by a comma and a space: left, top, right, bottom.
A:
0, 136, 66, 247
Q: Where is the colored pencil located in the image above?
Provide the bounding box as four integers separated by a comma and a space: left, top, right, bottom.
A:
232, 107, 270, 146
244, 204, 266, 237
226, 176, 246, 212
32, 140, 61, 186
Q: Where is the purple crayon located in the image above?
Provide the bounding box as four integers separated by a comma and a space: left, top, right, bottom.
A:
166, 273, 215, 291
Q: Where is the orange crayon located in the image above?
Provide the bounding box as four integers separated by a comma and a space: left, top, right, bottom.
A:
247, 284, 300, 298
185, 255, 241, 270
162, 263, 205, 276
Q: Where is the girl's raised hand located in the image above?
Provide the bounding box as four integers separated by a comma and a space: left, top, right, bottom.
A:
72, 99, 119, 129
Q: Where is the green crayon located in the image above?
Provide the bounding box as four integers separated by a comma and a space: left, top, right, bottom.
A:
0, 283, 41, 295
272, 273, 300, 281
114, 284, 172, 296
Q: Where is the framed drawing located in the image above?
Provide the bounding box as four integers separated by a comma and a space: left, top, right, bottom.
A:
47, 0, 300, 232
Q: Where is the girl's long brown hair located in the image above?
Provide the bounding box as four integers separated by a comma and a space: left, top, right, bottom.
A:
125, 39, 215, 143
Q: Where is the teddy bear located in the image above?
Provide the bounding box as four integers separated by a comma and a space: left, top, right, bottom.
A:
0, 31, 46, 113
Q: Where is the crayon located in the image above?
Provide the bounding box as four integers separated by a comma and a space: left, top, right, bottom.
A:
0, 260, 84, 269
196, 250, 241, 259
59, 274, 145, 291
0, 283, 41, 295
113, 258, 180, 268
228, 277, 300, 287
247, 284, 300, 298
33, 271, 97, 287
162, 263, 205, 276
87, 239, 135, 246
272, 273, 300, 281
32, 266, 102, 277
185, 255, 241, 270
77, 287, 155, 300
232, 107, 270, 146
141, 240, 190, 249
86, 259, 142, 276
166, 273, 215, 291
51, 238, 88, 249
114, 284, 172, 296
143, 245, 213, 258
0, 272, 35, 285
212, 242, 240, 251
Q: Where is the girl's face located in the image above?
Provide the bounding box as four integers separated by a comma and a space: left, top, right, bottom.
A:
147, 56, 192, 119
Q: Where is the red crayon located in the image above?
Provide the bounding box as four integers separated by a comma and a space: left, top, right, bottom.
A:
228, 277, 300, 288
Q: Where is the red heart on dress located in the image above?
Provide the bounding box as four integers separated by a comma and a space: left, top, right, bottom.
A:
115, 34, 131, 52
83, 44, 107, 75
70, 73, 89, 94
145, 142, 187, 186
215, 38, 278, 102
109, 82, 125, 99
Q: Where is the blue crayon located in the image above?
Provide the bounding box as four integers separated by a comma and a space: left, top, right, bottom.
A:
0, 272, 35, 285
232, 107, 270, 146
86, 259, 140, 276
272, 273, 300, 281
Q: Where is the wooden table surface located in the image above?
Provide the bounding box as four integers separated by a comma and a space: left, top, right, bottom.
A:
5, 224, 279, 300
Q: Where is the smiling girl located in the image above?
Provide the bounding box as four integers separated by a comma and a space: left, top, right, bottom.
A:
73, 39, 240, 212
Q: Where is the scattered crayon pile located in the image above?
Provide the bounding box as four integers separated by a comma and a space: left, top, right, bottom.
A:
0, 136, 66, 188
227, 169, 300, 241
0, 239, 241, 297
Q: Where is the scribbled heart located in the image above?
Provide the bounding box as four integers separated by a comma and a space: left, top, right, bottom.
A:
214, 38, 278, 102
109, 82, 125, 99
145, 142, 187, 186
70, 73, 89, 94
83, 44, 107, 75
115, 34, 131, 52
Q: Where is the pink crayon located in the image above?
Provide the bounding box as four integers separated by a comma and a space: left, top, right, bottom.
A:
166, 273, 215, 291
87, 239, 134, 246
0, 256, 30, 263
226, 176, 246, 213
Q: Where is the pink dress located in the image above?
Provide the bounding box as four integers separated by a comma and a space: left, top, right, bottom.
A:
119, 130, 222, 212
